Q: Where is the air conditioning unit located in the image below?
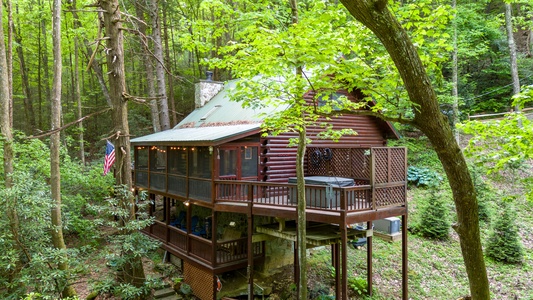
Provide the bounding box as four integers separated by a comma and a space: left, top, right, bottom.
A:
373, 217, 400, 234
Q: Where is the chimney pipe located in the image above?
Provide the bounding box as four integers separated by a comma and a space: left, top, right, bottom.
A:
206, 71, 213, 81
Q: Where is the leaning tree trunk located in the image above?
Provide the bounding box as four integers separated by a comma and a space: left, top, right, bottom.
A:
50, 0, 77, 297
100, 0, 146, 287
339, 1, 490, 299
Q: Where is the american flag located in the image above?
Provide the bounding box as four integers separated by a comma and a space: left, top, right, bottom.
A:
103, 140, 116, 175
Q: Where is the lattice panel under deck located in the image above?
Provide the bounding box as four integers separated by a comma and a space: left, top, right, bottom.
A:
184, 261, 214, 300
374, 186, 406, 208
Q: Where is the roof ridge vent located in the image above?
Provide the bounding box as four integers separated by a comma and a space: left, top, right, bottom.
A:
200, 105, 222, 121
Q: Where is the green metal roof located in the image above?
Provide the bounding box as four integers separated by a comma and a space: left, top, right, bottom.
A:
131, 80, 286, 145
130, 124, 261, 146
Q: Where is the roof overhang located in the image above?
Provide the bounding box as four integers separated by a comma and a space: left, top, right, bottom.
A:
130, 124, 262, 147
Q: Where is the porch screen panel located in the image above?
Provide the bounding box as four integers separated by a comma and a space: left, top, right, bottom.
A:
135, 147, 149, 187
189, 179, 212, 202
135, 172, 148, 188
168, 175, 186, 197
168, 147, 187, 175
149, 146, 167, 172
148, 146, 167, 192
150, 173, 166, 192
189, 147, 211, 178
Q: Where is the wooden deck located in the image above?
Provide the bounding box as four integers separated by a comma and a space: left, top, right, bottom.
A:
140, 179, 406, 275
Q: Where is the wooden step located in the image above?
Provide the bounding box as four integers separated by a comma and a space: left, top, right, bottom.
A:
154, 287, 176, 299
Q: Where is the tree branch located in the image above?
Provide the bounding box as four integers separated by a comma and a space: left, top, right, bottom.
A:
27, 108, 112, 139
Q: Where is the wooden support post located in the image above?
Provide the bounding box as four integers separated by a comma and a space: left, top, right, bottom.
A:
367, 221, 373, 297
341, 216, 348, 299
333, 243, 340, 300
293, 241, 299, 295
402, 214, 408, 300
165, 197, 170, 243
211, 211, 217, 268
247, 187, 254, 300
341, 229, 348, 299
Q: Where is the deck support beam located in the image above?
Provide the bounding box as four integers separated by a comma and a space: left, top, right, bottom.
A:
341, 217, 348, 299
332, 243, 340, 300
247, 199, 254, 300
367, 221, 373, 296
402, 214, 408, 299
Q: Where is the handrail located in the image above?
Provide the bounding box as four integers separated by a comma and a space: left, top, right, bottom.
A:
214, 180, 391, 212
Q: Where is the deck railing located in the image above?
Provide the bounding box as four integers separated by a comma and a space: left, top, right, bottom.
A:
146, 220, 264, 267
214, 180, 399, 212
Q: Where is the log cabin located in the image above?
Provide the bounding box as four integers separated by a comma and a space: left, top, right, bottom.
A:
131, 74, 408, 299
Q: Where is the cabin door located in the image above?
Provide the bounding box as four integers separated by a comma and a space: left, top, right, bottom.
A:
218, 147, 239, 180
218, 146, 258, 180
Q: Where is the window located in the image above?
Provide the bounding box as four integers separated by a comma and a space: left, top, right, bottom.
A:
317, 92, 344, 111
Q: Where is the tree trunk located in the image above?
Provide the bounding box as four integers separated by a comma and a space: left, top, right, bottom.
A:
14, 5, 37, 133
0, 0, 13, 199
296, 127, 307, 300
0, 1, 19, 293
452, 0, 459, 143
149, 0, 170, 130
40, 2, 51, 130
74, 23, 85, 164
6, 0, 13, 128
135, 2, 161, 132
50, 0, 77, 297
100, 0, 145, 286
339, 1, 490, 299
505, 3, 520, 112
162, 7, 177, 127
77, 14, 113, 108
288, 1, 308, 299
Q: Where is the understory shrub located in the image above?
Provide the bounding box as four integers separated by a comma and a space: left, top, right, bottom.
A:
412, 190, 451, 240
485, 201, 524, 264
0, 171, 82, 299
407, 166, 443, 187
348, 275, 373, 297
88, 186, 158, 298
470, 165, 496, 223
